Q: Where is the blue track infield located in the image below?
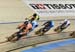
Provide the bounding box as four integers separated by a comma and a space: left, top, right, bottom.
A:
22, 39, 75, 52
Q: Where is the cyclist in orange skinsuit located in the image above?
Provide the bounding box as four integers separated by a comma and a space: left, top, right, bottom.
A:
7, 21, 32, 42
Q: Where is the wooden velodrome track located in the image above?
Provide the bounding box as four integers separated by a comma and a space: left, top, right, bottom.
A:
0, 0, 75, 52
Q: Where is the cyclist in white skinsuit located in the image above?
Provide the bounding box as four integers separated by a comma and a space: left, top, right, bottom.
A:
64, 19, 70, 27
60, 19, 70, 29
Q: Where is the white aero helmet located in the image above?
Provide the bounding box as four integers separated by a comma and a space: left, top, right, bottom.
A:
64, 19, 68, 22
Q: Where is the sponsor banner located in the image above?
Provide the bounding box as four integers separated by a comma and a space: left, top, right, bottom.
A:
22, 0, 75, 17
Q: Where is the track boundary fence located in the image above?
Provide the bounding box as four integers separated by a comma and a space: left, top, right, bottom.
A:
0, 19, 75, 24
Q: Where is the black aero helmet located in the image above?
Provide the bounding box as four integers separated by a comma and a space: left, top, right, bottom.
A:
49, 20, 52, 22
47, 20, 52, 23
24, 21, 29, 25
33, 13, 37, 17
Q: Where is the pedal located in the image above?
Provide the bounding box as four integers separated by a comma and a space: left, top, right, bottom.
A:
35, 31, 39, 34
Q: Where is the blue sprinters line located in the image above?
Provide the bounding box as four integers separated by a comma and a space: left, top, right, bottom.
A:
22, 39, 75, 52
